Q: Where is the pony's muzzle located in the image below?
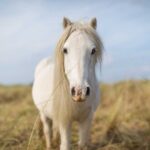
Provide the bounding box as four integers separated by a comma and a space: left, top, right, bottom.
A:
71, 86, 90, 102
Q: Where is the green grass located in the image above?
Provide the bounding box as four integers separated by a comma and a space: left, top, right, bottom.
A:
0, 80, 150, 150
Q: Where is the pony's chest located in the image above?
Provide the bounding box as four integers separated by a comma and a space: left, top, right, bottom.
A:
72, 103, 92, 121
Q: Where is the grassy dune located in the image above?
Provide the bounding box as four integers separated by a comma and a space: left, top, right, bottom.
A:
0, 80, 150, 150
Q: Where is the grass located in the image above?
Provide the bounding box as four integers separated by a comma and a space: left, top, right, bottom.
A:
0, 80, 150, 150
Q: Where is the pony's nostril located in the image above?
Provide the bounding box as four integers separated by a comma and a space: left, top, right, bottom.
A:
71, 87, 76, 96
86, 87, 90, 96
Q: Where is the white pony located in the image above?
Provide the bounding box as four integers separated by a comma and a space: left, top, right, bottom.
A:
32, 17, 103, 150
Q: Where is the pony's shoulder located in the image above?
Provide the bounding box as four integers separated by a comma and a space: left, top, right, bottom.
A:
34, 57, 54, 78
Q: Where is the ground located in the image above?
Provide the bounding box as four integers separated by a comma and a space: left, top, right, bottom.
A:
0, 80, 150, 150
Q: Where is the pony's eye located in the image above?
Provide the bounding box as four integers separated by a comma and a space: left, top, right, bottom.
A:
91, 48, 96, 55
63, 48, 68, 54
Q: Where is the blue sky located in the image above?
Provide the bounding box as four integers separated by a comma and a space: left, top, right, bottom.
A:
0, 0, 150, 84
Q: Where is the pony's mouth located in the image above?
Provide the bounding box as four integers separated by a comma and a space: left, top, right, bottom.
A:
72, 96, 86, 102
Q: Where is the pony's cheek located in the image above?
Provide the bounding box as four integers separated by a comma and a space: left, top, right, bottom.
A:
64, 66, 71, 81
64, 60, 69, 73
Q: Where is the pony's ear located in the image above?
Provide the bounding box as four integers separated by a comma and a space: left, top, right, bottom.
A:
89, 18, 97, 29
63, 17, 72, 29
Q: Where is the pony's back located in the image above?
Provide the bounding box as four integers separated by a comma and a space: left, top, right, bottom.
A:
34, 57, 53, 78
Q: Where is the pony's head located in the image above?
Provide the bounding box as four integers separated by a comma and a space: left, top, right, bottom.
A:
54, 17, 103, 103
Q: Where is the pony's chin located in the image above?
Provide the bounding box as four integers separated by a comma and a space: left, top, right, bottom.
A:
73, 100, 85, 103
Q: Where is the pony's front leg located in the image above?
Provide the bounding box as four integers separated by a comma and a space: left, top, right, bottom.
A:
78, 115, 92, 150
59, 123, 71, 150
40, 113, 52, 150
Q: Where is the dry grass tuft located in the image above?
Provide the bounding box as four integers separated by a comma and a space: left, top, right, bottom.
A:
0, 80, 150, 150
